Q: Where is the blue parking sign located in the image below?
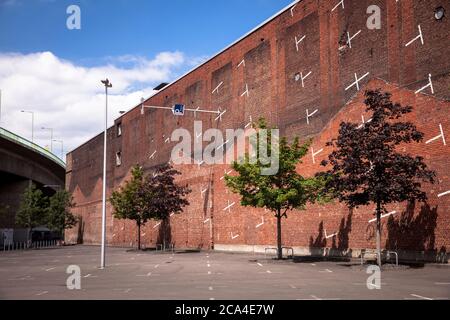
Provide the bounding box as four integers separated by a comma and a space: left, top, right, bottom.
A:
172, 104, 185, 116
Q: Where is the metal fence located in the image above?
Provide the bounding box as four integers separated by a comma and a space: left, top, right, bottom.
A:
1, 240, 61, 252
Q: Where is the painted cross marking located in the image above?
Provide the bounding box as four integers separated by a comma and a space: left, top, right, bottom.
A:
345, 72, 370, 91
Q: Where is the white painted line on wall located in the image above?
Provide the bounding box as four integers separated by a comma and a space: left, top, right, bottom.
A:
290, 4, 297, 17
345, 72, 370, 91
153, 222, 161, 229
299, 71, 312, 88
405, 25, 424, 47
415, 74, 434, 95
212, 81, 223, 94
306, 109, 318, 125
220, 170, 233, 180
215, 109, 227, 122
245, 115, 253, 129
438, 190, 450, 198
311, 147, 323, 164
240, 83, 249, 98
223, 200, 236, 213
324, 229, 338, 239
295, 35, 306, 52
346, 30, 361, 48
149, 150, 156, 159
357, 115, 373, 129
256, 217, 265, 228
331, 0, 344, 12
426, 124, 446, 146
368, 211, 398, 223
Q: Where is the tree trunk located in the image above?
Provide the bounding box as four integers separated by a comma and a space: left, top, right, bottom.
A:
137, 222, 141, 251
376, 202, 382, 268
276, 209, 282, 260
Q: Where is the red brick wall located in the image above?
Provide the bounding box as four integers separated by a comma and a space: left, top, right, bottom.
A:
66, 0, 450, 260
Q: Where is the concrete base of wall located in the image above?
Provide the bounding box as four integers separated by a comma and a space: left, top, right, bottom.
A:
213, 244, 449, 264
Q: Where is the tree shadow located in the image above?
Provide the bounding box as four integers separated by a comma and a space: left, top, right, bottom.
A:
295, 211, 354, 263
76, 215, 84, 244
157, 218, 172, 249
386, 201, 443, 263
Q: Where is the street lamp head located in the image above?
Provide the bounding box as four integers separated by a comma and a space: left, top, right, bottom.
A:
101, 79, 112, 88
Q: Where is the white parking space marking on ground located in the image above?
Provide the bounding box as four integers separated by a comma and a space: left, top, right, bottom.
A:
125, 288, 132, 293
45, 267, 56, 271
266, 270, 272, 273
209, 286, 213, 291
154, 264, 159, 268
410, 294, 433, 300
136, 272, 152, 277
435, 282, 450, 285
208, 271, 212, 275
319, 269, 333, 273
290, 285, 297, 289
257, 263, 263, 267
310, 295, 321, 300
36, 291, 49, 296
311, 263, 316, 266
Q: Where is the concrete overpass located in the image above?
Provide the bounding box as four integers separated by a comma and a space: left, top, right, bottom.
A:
0, 127, 65, 228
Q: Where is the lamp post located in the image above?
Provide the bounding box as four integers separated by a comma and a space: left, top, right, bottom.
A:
20, 110, 34, 143
42, 127, 54, 152
100, 78, 112, 269
52, 139, 64, 160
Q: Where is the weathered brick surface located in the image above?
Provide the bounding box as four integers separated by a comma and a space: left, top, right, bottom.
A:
66, 0, 450, 260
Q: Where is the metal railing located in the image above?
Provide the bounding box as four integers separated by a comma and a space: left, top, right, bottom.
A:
1, 240, 61, 251
0, 127, 65, 168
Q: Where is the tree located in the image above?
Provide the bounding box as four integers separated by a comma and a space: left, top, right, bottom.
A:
140, 163, 191, 247
111, 164, 190, 250
320, 89, 436, 267
110, 165, 149, 250
225, 119, 329, 259
16, 184, 48, 241
46, 190, 77, 238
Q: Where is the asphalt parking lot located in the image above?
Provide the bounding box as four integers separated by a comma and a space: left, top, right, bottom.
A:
0, 245, 449, 300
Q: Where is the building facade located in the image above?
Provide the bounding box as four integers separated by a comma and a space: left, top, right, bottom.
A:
65, 0, 450, 262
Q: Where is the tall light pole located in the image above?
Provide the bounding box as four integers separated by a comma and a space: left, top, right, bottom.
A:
20, 110, 34, 143
53, 139, 64, 160
100, 78, 112, 269
42, 127, 54, 152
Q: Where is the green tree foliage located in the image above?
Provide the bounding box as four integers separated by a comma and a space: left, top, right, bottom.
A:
321, 89, 436, 267
225, 119, 329, 259
110, 164, 191, 250
110, 165, 148, 250
46, 190, 77, 237
16, 184, 48, 238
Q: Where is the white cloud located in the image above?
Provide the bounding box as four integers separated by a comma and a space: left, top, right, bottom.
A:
0, 51, 196, 158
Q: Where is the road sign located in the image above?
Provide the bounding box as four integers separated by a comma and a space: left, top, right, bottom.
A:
172, 104, 185, 116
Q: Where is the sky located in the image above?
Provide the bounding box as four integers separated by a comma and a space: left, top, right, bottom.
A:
0, 0, 294, 158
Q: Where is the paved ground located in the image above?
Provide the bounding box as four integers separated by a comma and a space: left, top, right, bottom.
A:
0, 245, 449, 300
